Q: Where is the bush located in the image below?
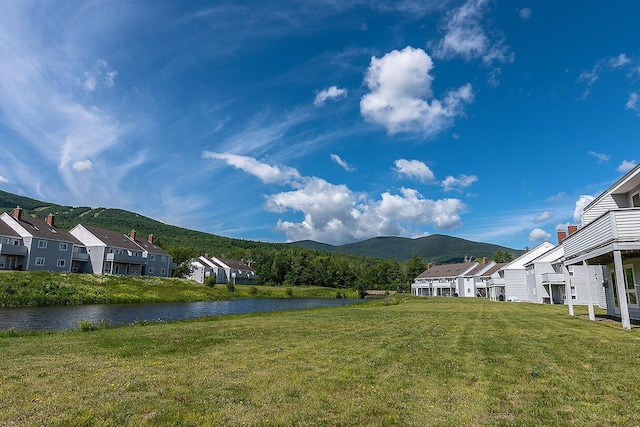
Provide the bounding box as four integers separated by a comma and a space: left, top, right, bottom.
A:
204, 277, 216, 288
226, 283, 235, 293
335, 291, 343, 299
249, 286, 258, 295
285, 287, 293, 297
78, 319, 112, 332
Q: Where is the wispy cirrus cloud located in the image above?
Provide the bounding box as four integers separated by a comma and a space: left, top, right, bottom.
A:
577, 53, 635, 100
202, 152, 301, 184
588, 150, 611, 162
330, 154, 355, 172
442, 174, 478, 192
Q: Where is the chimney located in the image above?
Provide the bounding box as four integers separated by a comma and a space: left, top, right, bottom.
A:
567, 225, 578, 236
147, 234, 154, 244
557, 230, 567, 244
12, 206, 22, 220
129, 229, 136, 240
45, 213, 55, 227
483, 257, 488, 265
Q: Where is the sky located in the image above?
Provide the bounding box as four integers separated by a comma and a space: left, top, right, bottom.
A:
0, 1, 639, 250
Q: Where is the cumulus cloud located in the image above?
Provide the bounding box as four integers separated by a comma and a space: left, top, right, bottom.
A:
433, 0, 513, 65
617, 160, 638, 173
534, 211, 552, 223
519, 8, 531, 20
203, 151, 301, 184
394, 159, 435, 182
360, 46, 473, 136
588, 150, 610, 162
0, 175, 8, 184
330, 154, 355, 172
442, 174, 478, 192
574, 195, 595, 223
314, 86, 348, 106
528, 228, 551, 243
72, 160, 93, 172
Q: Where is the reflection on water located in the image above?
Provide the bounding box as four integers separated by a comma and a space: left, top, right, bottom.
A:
0, 298, 361, 331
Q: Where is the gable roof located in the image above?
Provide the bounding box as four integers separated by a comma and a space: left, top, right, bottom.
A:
501, 242, 556, 270
2, 212, 79, 244
416, 262, 477, 279
479, 262, 507, 278
524, 245, 564, 267
82, 225, 143, 251
131, 237, 170, 256
584, 163, 640, 212
212, 256, 255, 272
0, 219, 20, 238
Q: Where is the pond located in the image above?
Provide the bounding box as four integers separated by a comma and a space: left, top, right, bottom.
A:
0, 298, 362, 332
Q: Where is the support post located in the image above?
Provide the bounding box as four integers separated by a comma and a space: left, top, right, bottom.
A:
565, 264, 574, 316
583, 260, 596, 321
613, 250, 632, 330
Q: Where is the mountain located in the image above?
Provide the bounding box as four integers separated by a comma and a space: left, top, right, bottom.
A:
290, 235, 523, 263
1, 190, 522, 262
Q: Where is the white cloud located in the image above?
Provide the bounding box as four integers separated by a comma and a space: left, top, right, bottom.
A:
626, 92, 639, 111
534, 211, 552, 223
360, 46, 473, 136
203, 151, 301, 184
578, 53, 633, 99
314, 86, 348, 106
0, 175, 8, 184
617, 160, 637, 173
519, 8, 531, 20
83, 60, 117, 92
442, 174, 478, 192
394, 159, 435, 182
72, 160, 93, 172
610, 53, 631, 69
434, 0, 512, 65
574, 195, 595, 223
546, 192, 566, 203
330, 154, 355, 172
588, 150, 610, 162
528, 228, 551, 243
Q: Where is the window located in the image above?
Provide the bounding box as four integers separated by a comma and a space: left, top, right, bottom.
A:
150, 254, 155, 261
0, 256, 5, 268
149, 267, 155, 274
38, 240, 47, 249
1, 238, 7, 244
57, 259, 66, 268
161, 256, 166, 263
35, 257, 45, 266
633, 192, 640, 208
160, 268, 166, 275
59, 242, 68, 251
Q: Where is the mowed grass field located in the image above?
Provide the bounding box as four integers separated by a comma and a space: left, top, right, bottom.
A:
1, 297, 639, 426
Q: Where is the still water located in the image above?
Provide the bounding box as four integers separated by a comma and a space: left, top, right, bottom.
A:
0, 298, 361, 332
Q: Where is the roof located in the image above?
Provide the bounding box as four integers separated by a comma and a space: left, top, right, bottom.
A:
501, 242, 556, 270
524, 245, 564, 267
211, 256, 255, 272
0, 220, 20, 238
3, 212, 79, 244
480, 262, 507, 278
132, 237, 170, 256
82, 225, 143, 251
416, 262, 477, 279
584, 162, 640, 212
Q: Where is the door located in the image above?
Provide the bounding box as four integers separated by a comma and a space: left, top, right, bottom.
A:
611, 266, 638, 313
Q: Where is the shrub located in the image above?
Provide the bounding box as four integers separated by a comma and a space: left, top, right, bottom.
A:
249, 286, 258, 295
204, 277, 216, 288
335, 291, 343, 299
285, 287, 293, 297
226, 283, 235, 293
78, 319, 112, 332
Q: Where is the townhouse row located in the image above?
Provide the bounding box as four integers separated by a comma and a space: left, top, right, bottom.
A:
0, 206, 175, 277
413, 162, 640, 329
187, 255, 258, 285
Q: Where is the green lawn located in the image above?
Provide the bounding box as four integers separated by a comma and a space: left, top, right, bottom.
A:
1, 297, 639, 426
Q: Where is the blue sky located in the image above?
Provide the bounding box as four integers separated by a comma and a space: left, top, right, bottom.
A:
0, 1, 639, 250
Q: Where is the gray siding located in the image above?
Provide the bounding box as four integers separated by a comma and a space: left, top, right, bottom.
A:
582, 194, 619, 225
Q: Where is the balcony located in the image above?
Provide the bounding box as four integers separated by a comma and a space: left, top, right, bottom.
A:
564, 208, 640, 264
72, 251, 90, 262
541, 273, 565, 284
106, 252, 146, 264
0, 243, 28, 256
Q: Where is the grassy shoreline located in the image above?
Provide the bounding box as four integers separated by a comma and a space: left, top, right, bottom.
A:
0, 271, 357, 307
1, 297, 638, 426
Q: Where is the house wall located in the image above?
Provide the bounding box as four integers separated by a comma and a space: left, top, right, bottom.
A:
145, 253, 172, 277
461, 277, 476, 297
582, 194, 620, 225
504, 269, 528, 301
25, 238, 73, 272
